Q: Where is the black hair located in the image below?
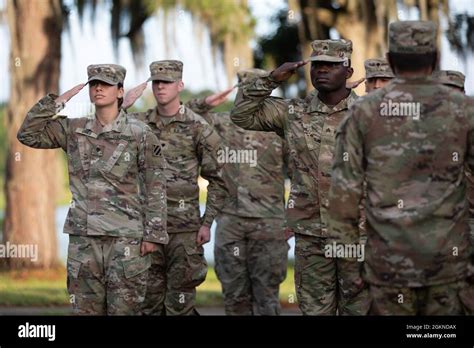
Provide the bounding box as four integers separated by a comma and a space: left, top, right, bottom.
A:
117, 82, 123, 108
387, 52, 437, 73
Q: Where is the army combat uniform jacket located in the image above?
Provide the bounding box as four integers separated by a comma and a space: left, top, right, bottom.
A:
186, 98, 286, 220
17, 94, 168, 244
329, 77, 474, 287
231, 75, 358, 237
129, 106, 228, 233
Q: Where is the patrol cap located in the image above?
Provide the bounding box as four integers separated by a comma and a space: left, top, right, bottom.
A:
433, 70, 465, 90
87, 64, 126, 85
364, 58, 394, 79
148, 60, 183, 82
308, 39, 352, 64
388, 20, 437, 54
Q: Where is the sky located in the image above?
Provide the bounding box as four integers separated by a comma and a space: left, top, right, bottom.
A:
0, 0, 473, 113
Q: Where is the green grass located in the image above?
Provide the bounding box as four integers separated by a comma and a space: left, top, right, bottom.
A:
0, 265, 296, 308
0, 267, 69, 306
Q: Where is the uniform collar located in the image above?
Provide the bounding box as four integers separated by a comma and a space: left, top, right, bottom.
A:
308, 89, 358, 114
81, 108, 127, 137
147, 103, 188, 127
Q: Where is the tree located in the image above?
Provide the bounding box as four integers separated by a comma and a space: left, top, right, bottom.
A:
258, 0, 474, 94
2, 0, 255, 270
2, 0, 63, 269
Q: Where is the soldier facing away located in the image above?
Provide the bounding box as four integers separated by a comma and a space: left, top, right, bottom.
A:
185, 68, 290, 315
17, 64, 168, 315
328, 21, 474, 315
230, 40, 369, 315
126, 60, 228, 315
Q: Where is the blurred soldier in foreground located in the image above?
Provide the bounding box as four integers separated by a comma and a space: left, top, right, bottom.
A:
126, 60, 228, 315
186, 68, 289, 315
328, 21, 474, 315
231, 40, 369, 315
17, 64, 168, 315
364, 58, 394, 93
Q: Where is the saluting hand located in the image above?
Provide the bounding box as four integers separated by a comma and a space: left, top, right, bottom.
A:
270, 61, 308, 83
55, 83, 86, 105
346, 77, 365, 89
204, 87, 235, 108
123, 82, 148, 110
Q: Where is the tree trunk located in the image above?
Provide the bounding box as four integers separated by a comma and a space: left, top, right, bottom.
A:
2, 0, 62, 269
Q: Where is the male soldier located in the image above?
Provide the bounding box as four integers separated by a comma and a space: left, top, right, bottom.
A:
433, 70, 466, 93
364, 58, 394, 93
434, 69, 474, 288
185, 68, 289, 315
127, 60, 227, 315
17, 64, 168, 315
231, 40, 369, 315
328, 21, 474, 315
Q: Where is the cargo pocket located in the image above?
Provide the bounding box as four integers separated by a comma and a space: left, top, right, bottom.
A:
457, 284, 474, 315
183, 244, 208, 288
122, 254, 152, 279
67, 257, 82, 279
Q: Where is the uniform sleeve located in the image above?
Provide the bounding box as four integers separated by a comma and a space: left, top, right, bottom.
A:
196, 122, 229, 227
139, 126, 169, 244
328, 109, 365, 246
17, 94, 69, 150
185, 98, 214, 116
230, 75, 288, 137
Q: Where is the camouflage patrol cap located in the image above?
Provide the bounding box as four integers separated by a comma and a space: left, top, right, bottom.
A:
433, 70, 465, 90
148, 60, 183, 82
388, 21, 437, 54
237, 68, 267, 84
87, 64, 126, 85
364, 58, 394, 79
308, 39, 352, 64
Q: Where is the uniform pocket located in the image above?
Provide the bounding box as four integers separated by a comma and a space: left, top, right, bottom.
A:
67, 258, 82, 279
183, 243, 207, 287
122, 254, 152, 279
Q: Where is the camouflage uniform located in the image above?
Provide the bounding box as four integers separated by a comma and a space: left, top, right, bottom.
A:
186, 69, 288, 315
364, 58, 395, 80
17, 64, 168, 315
231, 41, 369, 315
435, 69, 474, 297
358, 58, 396, 242
130, 60, 228, 315
433, 70, 466, 92
328, 21, 474, 315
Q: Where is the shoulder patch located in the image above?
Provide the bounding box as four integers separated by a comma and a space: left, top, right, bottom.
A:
153, 144, 162, 157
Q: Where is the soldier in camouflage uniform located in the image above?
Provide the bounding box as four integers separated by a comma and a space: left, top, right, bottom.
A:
434, 69, 474, 289
127, 60, 228, 315
231, 41, 369, 315
364, 58, 394, 93
328, 21, 474, 315
17, 64, 168, 315
186, 68, 289, 315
